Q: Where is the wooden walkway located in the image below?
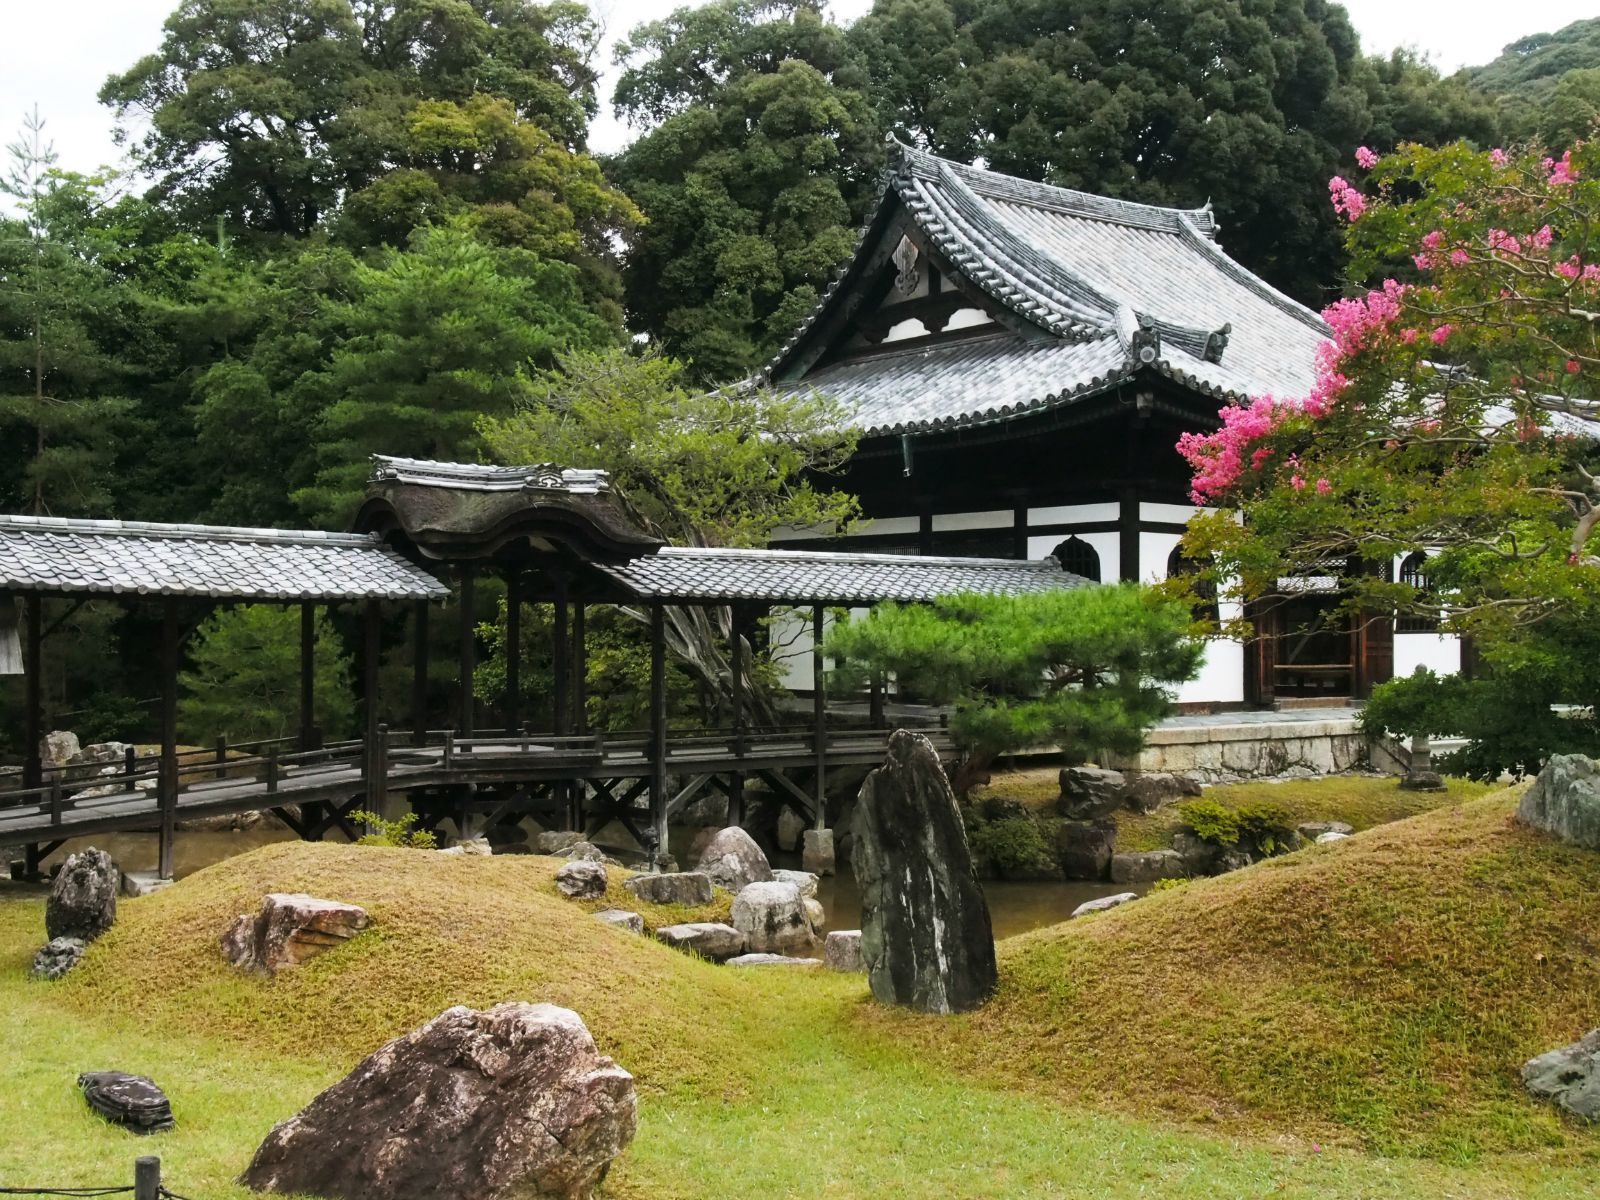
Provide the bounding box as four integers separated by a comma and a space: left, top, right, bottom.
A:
0, 725, 950, 873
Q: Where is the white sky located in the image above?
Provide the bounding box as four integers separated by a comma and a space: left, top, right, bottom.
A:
1, 0, 1596, 174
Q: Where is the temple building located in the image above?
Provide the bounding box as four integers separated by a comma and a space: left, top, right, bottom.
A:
761, 141, 1461, 708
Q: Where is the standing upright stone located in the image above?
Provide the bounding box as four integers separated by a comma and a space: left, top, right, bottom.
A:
46, 848, 118, 942
693, 827, 772, 892
1518, 754, 1600, 849
850, 730, 997, 1014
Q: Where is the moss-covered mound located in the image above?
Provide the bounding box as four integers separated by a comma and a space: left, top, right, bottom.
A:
862, 787, 1600, 1159
31, 842, 822, 1100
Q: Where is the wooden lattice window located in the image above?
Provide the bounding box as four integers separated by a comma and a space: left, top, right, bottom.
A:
1397, 552, 1440, 632
1052, 536, 1101, 582
1167, 545, 1219, 622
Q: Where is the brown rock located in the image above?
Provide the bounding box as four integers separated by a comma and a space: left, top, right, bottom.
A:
222, 893, 370, 975
241, 1002, 636, 1200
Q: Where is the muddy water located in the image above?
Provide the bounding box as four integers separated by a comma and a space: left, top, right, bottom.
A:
14, 826, 1129, 945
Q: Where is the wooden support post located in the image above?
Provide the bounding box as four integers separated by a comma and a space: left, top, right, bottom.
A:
266, 744, 280, 794
504, 571, 522, 733
1118, 489, 1140, 583
363, 599, 383, 815
649, 604, 668, 867
367, 723, 389, 815
812, 604, 827, 831
22, 592, 41, 790
869, 673, 886, 730
457, 566, 476, 736
134, 1156, 161, 1200
552, 573, 570, 735
299, 600, 315, 751
214, 735, 227, 780
158, 597, 179, 881
727, 609, 746, 827
411, 598, 429, 746
572, 602, 588, 736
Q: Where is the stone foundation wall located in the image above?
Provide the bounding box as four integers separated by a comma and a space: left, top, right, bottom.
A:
1102, 718, 1370, 785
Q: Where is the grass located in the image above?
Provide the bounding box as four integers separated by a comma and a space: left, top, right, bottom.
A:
975, 768, 1494, 850
2, 801, 1597, 1198
862, 787, 1600, 1162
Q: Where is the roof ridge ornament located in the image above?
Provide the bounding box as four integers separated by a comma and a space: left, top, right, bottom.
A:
1204, 323, 1232, 364
1128, 315, 1161, 366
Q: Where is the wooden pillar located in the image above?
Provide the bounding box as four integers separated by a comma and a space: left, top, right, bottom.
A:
649, 603, 668, 866
812, 604, 827, 830
1012, 500, 1029, 560
552, 573, 570, 735
411, 599, 430, 745
571, 602, 588, 736
727, 608, 746, 828
869, 673, 886, 730
457, 565, 476, 736
362, 599, 384, 814
1118, 490, 1140, 583
157, 598, 179, 880
504, 571, 522, 734
22, 592, 41, 790
298, 601, 316, 751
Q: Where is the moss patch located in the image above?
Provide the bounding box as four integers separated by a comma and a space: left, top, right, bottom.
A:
859, 787, 1600, 1160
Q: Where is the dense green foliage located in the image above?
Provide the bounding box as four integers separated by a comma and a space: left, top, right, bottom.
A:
608, 1, 882, 379
1469, 18, 1600, 144
1177, 796, 1294, 854
177, 605, 354, 744
825, 585, 1203, 767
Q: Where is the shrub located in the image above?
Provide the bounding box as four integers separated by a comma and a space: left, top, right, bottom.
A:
1178, 798, 1294, 856
349, 811, 437, 849
965, 812, 1056, 879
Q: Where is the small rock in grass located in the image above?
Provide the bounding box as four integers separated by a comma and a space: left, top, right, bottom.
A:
556, 860, 608, 899
727, 953, 823, 968
120, 871, 174, 898
624, 871, 713, 907
594, 909, 643, 934
222, 893, 370, 975
1523, 1028, 1600, 1120
1315, 831, 1351, 844
732, 881, 814, 955
1296, 821, 1353, 841
79, 1071, 175, 1134
1069, 892, 1138, 919
437, 836, 492, 856
654, 922, 746, 962
824, 930, 864, 972
561, 841, 606, 862
32, 936, 87, 979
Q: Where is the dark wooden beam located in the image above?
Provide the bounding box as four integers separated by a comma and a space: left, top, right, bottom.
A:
648, 603, 668, 866
727, 608, 746, 828
363, 598, 382, 810
411, 599, 430, 745
571, 603, 588, 736
157, 598, 179, 880
812, 604, 827, 831
1012, 501, 1029, 560
552, 573, 570, 736
1119, 491, 1140, 583
505, 571, 522, 733
22, 593, 41, 790
298, 601, 316, 752
457, 565, 476, 736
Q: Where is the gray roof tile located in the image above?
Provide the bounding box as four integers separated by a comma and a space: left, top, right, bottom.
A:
0, 515, 448, 601
597, 546, 1091, 604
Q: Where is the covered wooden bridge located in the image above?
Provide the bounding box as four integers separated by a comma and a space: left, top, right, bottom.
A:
0, 457, 1088, 877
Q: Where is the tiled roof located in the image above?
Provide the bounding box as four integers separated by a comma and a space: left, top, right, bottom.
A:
0, 515, 449, 600
369, 455, 610, 494
765, 140, 1331, 436
596, 546, 1092, 604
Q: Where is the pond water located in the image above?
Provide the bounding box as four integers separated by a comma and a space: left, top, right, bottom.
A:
14, 825, 1129, 945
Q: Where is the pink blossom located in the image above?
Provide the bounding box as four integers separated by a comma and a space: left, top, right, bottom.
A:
1315, 478, 1332, 495
1413, 253, 1433, 270
1586, 265, 1600, 281
1533, 224, 1555, 249
1328, 176, 1367, 221
1450, 249, 1470, 267
1431, 325, 1453, 345
1568, 359, 1583, 374
1490, 148, 1509, 167
1421, 230, 1445, 251
1401, 328, 1419, 344
1488, 228, 1522, 254
1355, 146, 1380, 170
1549, 151, 1578, 186
1557, 258, 1582, 280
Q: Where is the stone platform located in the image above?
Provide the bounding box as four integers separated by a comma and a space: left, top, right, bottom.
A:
1102, 708, 1369, 784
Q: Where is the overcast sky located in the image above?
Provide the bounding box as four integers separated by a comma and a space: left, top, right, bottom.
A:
2, 0, 1596, 177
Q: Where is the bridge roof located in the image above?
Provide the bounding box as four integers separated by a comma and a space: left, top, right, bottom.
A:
594, 546, 1090, 605
0, 515, 449, 601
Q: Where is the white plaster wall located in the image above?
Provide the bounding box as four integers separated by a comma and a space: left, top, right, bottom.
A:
1143, 528, 1247, 705
771, 515, 920, 543
1028, 501, 1120, 525
1141, 502, 1205, 525
932, 509, 1013, 531
1395, 633, 1461, 679
1029, 531, 1118, 581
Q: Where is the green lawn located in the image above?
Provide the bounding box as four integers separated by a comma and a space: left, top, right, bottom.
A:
1, 812, 1595, 1199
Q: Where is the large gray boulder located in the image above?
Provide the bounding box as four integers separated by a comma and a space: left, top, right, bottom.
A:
555, 861, 607, 900
40, 730, 80, 768
1110, 849, 1186, 884
1523, 1028, 1600, 1120
824, 930, 864, 973
623, 871, 713, 907
851, 730, 997, 1014
694, 826, 773, 892
1056, 819, 1116, 880
46, 848, 118, 942
1057, 766, 1126, 820
242, 1002, 636, 1200
1122, 772, 1200, 814
222, 893, 370, 975
1519, 754, 1600, 850
731, 880, 814, 955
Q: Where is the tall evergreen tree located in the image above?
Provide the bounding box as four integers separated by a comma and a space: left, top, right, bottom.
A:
608, 0, 882, 379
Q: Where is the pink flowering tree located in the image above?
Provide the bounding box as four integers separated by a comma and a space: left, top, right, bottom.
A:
1177, 140, 1600, 642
